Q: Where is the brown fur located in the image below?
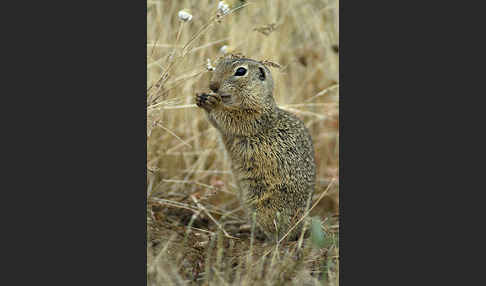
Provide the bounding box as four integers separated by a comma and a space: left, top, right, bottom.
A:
196, 57, 316, 241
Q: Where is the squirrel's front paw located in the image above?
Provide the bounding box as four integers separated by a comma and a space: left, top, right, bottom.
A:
196, 92, 221, 111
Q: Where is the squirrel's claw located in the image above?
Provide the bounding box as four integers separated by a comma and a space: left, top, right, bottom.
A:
196, 92, 221, 111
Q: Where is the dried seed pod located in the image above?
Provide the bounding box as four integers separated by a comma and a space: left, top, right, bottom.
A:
260, 59, 282, 69
254, 23, 279, 36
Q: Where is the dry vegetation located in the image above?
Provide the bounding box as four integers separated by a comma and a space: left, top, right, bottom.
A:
147, 0, 339, 285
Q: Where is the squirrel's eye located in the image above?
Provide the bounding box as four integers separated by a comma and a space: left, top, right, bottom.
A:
234, 67, 247, 76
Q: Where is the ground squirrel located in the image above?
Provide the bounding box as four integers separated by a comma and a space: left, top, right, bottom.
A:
196, 56, 316, 241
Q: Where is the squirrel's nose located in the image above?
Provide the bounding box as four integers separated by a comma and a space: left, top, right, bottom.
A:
209, 81, 220, 93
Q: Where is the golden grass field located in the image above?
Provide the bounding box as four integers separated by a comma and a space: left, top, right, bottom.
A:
147, 0, 339, 284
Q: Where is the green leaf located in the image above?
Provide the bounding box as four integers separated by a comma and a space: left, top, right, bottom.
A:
310, 217, 326, 248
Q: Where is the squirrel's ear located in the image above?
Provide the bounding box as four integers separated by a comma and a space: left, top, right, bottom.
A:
258, 67, 266, 81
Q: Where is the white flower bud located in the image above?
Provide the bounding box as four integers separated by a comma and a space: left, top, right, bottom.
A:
218, 1, 230, 15
178, 9, 192, 22
206, 58, 215, 71
220, 45, 228, 54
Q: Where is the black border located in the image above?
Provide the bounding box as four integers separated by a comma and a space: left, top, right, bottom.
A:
340, 0, 483, 284
4, 1, 147, 284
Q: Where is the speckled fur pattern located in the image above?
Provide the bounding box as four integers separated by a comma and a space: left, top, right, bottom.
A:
196, 57, 316, 241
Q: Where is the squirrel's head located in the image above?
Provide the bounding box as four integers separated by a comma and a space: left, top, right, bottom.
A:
209, 58, 275, 111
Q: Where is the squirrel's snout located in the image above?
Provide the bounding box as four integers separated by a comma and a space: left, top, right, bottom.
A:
209, 81, 220, 93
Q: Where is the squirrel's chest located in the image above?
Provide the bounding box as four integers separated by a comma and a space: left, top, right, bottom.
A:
223, 135, 280, 178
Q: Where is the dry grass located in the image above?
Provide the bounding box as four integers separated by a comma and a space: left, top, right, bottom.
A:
147, 0, 339, 285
